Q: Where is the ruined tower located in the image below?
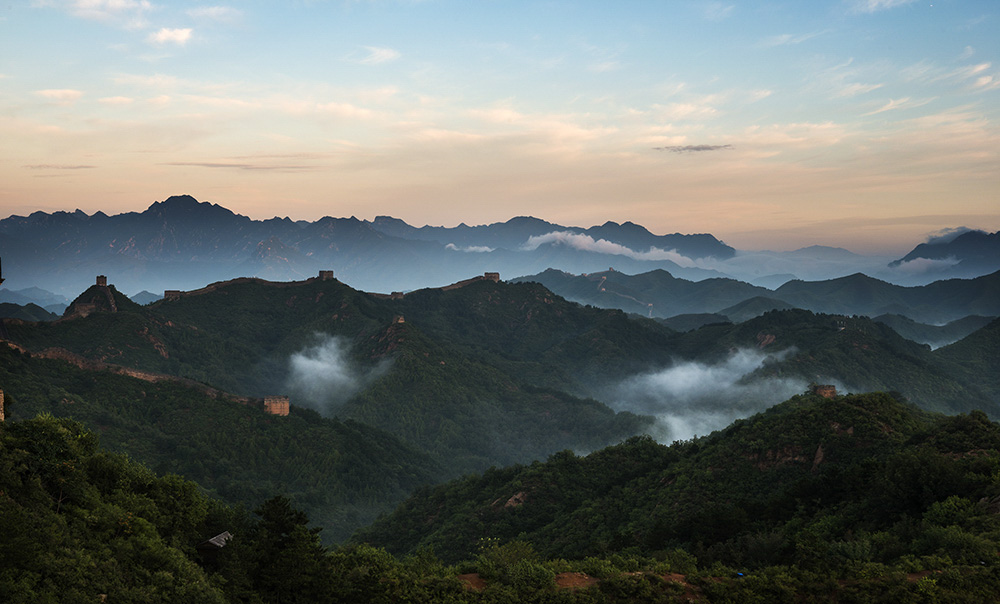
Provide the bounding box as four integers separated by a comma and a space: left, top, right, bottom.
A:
96, 275, 107, 287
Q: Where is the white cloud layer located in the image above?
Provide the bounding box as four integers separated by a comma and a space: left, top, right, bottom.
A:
520, 231, 700, 267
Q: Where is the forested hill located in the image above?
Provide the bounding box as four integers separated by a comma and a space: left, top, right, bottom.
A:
6, 273, 999, 468
8, 398, 1000, 603
0, 343, 440, 542
515, 267, 1000, 325
355, 391, 1000, 569
3, 275, 657, 480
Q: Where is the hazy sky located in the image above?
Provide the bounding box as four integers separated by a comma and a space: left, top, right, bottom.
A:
2, 0, 997, 253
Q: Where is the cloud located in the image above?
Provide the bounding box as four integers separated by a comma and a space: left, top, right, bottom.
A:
654, 102, 718, 121
148, 28, 193, 45
654, 144, 732, 153
837, 82, 883, 97
704, 2, 734, 20
890, 257, 961, 274
588, 61, 620, 73
35, 89, 84, 102
23, 164, 96, 169
99, 96, 135, 104
760, 32, 823, 47
863, 96, 935, 116
520, 231, 701, 267
38, 0, 153, 29
611, 349, 808, 443
923, 226, 982, 244
186, 6, 242, 23
285, 334, 390, 415
852, 0, 917, 14
163, 161, 317, 172
358, 46, 401, 64
446, 243, 495, 253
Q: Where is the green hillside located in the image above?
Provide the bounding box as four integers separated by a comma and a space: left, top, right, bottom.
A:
934, 317, 1000, 403
0, 344, 439, 542
671, 309, 996, 415
8, 398, 1000, 603
356, 391, 1000, 575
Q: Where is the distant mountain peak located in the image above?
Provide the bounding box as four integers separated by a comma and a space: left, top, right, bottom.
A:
144, 195, 238, 221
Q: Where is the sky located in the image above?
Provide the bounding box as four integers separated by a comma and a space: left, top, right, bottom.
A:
1, 0, 998, 254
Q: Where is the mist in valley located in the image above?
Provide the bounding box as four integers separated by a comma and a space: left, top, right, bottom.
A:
610, 348, 814, 443
285, 334, 391, 415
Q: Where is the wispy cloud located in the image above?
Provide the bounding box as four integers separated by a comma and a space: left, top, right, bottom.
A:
863, 96, 934, 115
357, 46, 401, 64
163, 161, 317, 172
654, 102, 718, 121
654, 144, 733, 153
760, 31, 824, 47
35, 89, 84, 102
186, 6, 242, 23
24, 164, 96, 169
148, 28, 193, 45
99, 96, 135, 104
704, 2, 734, 20
852, 0, 917, 14
37, 0, 154, 29
837, 82, 883, 97
588, 61, 620, 73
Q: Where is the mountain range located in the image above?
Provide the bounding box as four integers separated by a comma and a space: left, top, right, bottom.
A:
2, 195, 998, 299
513, 268, 1000, 326
3, 256, 1000, 599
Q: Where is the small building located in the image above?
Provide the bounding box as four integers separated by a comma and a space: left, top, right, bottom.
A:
164, 290, 182, 300
196, 531, 232, 563
264, 395, 290, 416
484, 272, 500, 282
318, 270, 334, 281
96, 275, 108, 287
390, 291, 404, 300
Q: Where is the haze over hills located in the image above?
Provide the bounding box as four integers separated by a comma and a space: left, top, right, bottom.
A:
2, 195, 998, 299
6, 272, 998, 448
515, 268, 1000, 326
4, 261, 1000, 599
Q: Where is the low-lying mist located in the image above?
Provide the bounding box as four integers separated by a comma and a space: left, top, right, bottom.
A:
285, 334, 390, 415
611, 348, 810, 443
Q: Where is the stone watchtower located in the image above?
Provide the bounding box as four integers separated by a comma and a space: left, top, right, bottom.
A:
96, 275, 108, 287
263, 396, 290, 416
318, 270, 334, 281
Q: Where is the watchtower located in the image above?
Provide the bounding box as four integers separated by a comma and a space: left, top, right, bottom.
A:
484, 272, 500, 282
96, 275, 107, 287
318, 270, 334, 281
263, 395, 290, 416
811, 384, 837, 399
